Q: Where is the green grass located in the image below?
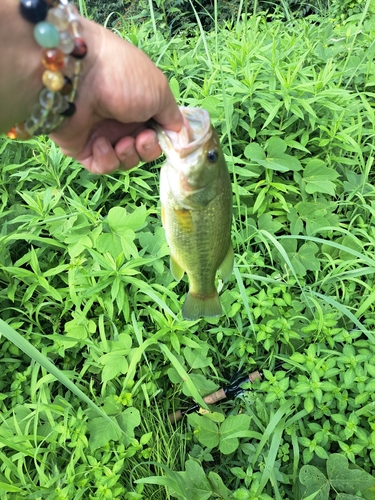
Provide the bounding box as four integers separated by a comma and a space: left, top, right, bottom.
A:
1, 4, 375, 500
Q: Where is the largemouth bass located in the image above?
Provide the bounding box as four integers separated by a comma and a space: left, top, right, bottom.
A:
155, 107, 233, 321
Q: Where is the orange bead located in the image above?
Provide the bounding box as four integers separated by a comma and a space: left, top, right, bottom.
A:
6, 127, 17, 139
42, 48, 65, 71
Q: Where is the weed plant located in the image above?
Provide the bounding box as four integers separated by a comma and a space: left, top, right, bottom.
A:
1, 4, 375, 500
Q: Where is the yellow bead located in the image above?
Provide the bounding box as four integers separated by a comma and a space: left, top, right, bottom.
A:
42, 70, 65, 91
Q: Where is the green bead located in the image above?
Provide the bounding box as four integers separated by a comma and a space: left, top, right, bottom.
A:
34, 21, 60, 48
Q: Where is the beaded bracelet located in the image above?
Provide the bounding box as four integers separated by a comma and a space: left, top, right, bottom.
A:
6, 0, 87, 140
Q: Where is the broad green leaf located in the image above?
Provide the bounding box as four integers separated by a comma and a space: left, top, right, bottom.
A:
118, 205, 147, 231
302, 159, 339, 196
258, 213, 283, 234
288, 207, 304, 235
140, 432, 153, 446
180, 459, 212, 500
66, 233, 92, 258
187, 414, 219, 449
277, 239, 320, 276
104, 333, 132, 352
320, 382, 337, 392
117, 407, 141, 448
167, 365, 187, 385
184, 345, 212, 369
203, 412, 225, 423
219, 414, 251, 455
102, 395, 123, 416
304, 397, 315, 413
290, 352, 306, 364
266, 137, 287, 156
244, 143, 266, 161
344, 369, 356, 388
299, 465, 330, 500
201, 96, 222, 119
331, 414, 347, 426
64, 315, 95, 346
87, 416, 122, 451
257, 155, 301, 172
138, 226, 169, 258
327, 454, 375, 495
262, 137, 302, 171
315, 446, 329, 460
295, 241, 320, 272
106, 207, 131, 233
288, 201, 339, 236
96, 230, 137, 259
207, 471, 230, 499
100, 353, 129, 383
119, 233, 139, 258
96, 232, 122, 257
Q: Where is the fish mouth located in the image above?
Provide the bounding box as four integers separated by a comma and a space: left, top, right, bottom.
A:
153, 107, 212, 159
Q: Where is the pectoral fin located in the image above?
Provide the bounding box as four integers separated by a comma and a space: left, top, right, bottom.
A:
161, 206, 166, 227
219, 243, 234, 282
170, 255, 184, 281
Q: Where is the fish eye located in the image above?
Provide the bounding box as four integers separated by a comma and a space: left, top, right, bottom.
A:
207, 149, 218, 163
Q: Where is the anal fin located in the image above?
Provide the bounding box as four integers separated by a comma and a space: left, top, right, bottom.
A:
219, 243, 234, 282
170, 255, 184, 281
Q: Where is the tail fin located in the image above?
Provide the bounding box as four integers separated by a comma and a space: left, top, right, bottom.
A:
182, 291, 222, 321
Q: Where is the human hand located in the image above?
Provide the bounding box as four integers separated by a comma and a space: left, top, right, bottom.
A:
49, 17, 183, 174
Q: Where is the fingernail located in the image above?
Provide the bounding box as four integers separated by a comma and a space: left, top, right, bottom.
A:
143, 137, 158, 152
120, 147, 133, 160
96, 137, 109, 155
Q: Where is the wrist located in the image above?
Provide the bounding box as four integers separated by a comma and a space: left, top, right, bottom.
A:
1, 0, 90, 138
0, 1, 43, 133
